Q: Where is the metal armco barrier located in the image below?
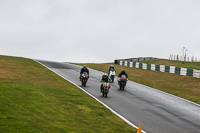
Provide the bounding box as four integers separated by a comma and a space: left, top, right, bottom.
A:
114, 60, 200, 78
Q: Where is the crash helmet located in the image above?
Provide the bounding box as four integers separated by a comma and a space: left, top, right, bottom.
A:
122, 69, 125, 72
111, 65, 114, 67
102, 73, 108, 78
83, 65, 87, 68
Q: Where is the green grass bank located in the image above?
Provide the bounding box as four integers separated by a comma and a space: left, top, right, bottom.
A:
77, 63, 200, 104
0, 55, 137, 133
140, 59, 200, 70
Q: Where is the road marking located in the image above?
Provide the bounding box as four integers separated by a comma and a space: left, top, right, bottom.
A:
34, 60, 146, 133
133, 81, 200, 107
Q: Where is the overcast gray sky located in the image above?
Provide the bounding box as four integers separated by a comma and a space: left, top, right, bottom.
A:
0, 0, 200, 63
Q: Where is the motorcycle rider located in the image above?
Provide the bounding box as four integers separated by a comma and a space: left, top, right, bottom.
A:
80, 65, 89, 80
100, 73, 110, 92
108, 64, 116, 76
118, 69, 128, 83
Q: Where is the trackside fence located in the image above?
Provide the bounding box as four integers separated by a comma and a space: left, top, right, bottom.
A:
114, 60, 200, 78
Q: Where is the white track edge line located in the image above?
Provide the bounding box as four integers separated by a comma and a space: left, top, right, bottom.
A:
116, 64, 200, 107
83, 65, 200, 107
34, 59, 146, 133
133, 81, 200, 107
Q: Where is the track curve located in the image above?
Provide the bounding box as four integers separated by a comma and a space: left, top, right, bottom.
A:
36, 60, 200, 133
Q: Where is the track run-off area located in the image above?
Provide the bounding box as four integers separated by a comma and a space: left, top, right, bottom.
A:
36, 60, 200, 133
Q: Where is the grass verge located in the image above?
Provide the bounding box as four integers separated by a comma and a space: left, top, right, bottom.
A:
0, 55, 137, 133
77, 63, 200, 104
140, 59, 200, 70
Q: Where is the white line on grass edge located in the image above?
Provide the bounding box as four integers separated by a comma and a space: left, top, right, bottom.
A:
88, 66, 200, 107
34, 59, 146, 133
118, 64, 200, 108
133, 76, 200, 108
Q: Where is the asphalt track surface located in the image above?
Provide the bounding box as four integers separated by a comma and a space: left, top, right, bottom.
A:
37, 60, 200, 133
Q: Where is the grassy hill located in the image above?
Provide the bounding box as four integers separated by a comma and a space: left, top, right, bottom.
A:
140, 59, 200, 70
0, 55, 137, 133
77, 63, 200, 104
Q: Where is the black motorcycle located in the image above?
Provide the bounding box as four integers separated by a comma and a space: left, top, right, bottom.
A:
118, 75, 127, 90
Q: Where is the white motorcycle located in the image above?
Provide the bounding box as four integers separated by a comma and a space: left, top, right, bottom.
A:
109, 70, 116, 82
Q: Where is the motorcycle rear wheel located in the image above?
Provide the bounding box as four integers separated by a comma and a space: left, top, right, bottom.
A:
122, 86, 125, 90
111, 77, 114, 82
82, 81, 86, 87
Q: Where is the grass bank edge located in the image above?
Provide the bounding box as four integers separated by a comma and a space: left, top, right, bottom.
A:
0, 55, 137, 133
37, 60, 140, 130
139, 59, 200, 70
75, 63, 200, 104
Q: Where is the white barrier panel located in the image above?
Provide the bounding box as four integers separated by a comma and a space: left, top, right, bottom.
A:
193, 69, 200, 78
151, 64, 155, 71
142, 63, 147, 69
169, 66, 175, 73
160, 65, 165, 72
129, 62, 133, 67
180, 68, 187, 76
125, 61, 127, 66
143, 63, 147, 69
117, 60, 200, 79
136, 62, 139, 68
120, 61, 123, 65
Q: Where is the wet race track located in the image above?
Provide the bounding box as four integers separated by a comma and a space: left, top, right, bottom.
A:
37, 60, 200, 133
